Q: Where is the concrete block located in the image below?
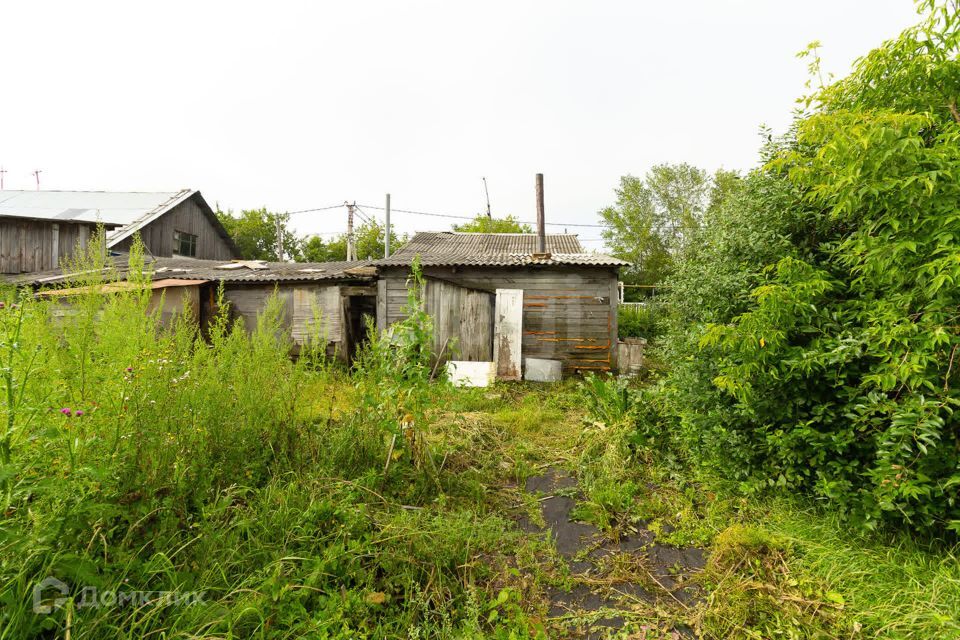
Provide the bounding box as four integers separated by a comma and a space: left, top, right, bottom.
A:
524, 357, 563, 382
447, 361, 496, 387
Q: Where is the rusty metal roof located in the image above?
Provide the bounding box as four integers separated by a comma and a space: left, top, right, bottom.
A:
11, 255, 376, 287
375, 232, 629, 267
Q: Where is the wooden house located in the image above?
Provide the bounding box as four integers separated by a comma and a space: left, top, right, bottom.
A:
0, 189, 239, 273
374, 231, 628, 376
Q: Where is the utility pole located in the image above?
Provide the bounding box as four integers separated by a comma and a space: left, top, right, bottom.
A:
535, 173, 546, 255
345, 201, 356, 261
275, 214, 283, 261
384, 193, 391, 258
483, 176, 492, 218
32, 170, 42, 190
0, 167, 6, 190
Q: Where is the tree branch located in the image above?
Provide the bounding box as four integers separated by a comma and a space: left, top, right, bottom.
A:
949, 98, 960, 124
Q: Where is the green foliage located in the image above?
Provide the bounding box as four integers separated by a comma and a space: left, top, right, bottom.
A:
216, 207, 303, 261
452, 214, 531, 234
643, 1, 960, 538
577, 373, 634, 427
617, 303, 660, 340
599, 164, 736, 288
808, 1, 960, 124
302, 219, 408, 262
0, 246, 543, 639
350, 259, 444, 480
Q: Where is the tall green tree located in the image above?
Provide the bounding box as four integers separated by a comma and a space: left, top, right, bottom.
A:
300, 220, 406, 262
216, 208, 302, 261
452, 214, 532, 233
599, 164, 734, 289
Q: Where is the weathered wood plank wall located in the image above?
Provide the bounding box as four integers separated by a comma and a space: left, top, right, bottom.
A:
111, 197, 235, 260
423, 279, 493, 361
218, 283, 344, 348
0, 218, 94, 273
379, 265, 619, 372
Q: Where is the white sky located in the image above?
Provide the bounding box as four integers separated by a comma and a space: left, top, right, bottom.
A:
0, 1, 919, 248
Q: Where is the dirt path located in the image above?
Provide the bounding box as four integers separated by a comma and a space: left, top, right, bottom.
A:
516, 467, 705, 639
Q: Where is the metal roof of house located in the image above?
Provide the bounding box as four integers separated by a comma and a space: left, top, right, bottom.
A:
0, 189, 240, 255
374, 232, 629, 267
0, 190, 187, 226
10, 255, 376, 287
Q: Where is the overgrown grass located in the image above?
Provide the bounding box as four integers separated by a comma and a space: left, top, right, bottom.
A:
5, 240, 957, 639
0, 244, 544, 639
574, 373, 960, 639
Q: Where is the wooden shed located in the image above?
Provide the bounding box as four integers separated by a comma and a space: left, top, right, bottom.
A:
0, 189, 239, 273
15, 255, 377, 359
374, 232, 628, 376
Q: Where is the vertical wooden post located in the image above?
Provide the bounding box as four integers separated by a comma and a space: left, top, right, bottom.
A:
535, 173, 546, 255
346, 202, 355, 261
275, 215, 283, 261
51, 223, 59, 269
384, 193, 391, 258
483, 176, 492, 219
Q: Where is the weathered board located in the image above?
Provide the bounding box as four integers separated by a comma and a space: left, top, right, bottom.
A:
424, 278, 494, 361
379, 265, 619, 372
291, 285, 343, 344
0, 219, 96, 274
494, 288, 523, 380
220, 283, 343, 349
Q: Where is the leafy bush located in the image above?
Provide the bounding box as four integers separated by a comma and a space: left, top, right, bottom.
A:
646, 3, 960, 537
577, 373, 634, 426
617, 303, 660, 340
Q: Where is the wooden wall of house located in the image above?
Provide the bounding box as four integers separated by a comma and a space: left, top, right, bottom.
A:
146, 286, 200, 327
423, 279, 494, 361
208, 283, 345, 355
111, 197, 235, 260
377, 265, 619, 373
0, 218, 94, 274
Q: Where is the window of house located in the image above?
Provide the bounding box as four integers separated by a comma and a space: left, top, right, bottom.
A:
173, 230, 198, 257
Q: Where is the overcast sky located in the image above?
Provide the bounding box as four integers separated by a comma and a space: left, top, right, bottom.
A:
0, 1, 920, 247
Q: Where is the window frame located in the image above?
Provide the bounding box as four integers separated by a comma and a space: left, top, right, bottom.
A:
173, 230, 198, 257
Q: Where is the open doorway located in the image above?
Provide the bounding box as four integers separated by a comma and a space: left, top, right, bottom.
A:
341, 287, 377, 362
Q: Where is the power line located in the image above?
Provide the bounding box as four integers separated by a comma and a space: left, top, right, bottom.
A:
353, 204, 376, 225
356, 203, 605, 228
286, 203, 346, 215
285, 200, 607, 230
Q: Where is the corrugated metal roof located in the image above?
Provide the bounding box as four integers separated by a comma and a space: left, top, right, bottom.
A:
0, 189, 241, 256
0, 189, 189, 227
10, 255, 377, 287
375, 232, 629, 267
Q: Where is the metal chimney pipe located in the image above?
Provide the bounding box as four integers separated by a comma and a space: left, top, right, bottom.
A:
535, 173, 546, 255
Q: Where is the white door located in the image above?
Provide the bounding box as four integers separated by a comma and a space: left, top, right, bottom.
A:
494, 288, 523, 380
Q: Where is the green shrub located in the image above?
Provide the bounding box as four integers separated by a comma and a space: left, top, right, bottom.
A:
617, 303, 660, 340
642, 2, 960, 538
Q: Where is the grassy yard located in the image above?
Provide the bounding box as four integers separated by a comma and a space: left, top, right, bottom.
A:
1, 280, 958, 639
